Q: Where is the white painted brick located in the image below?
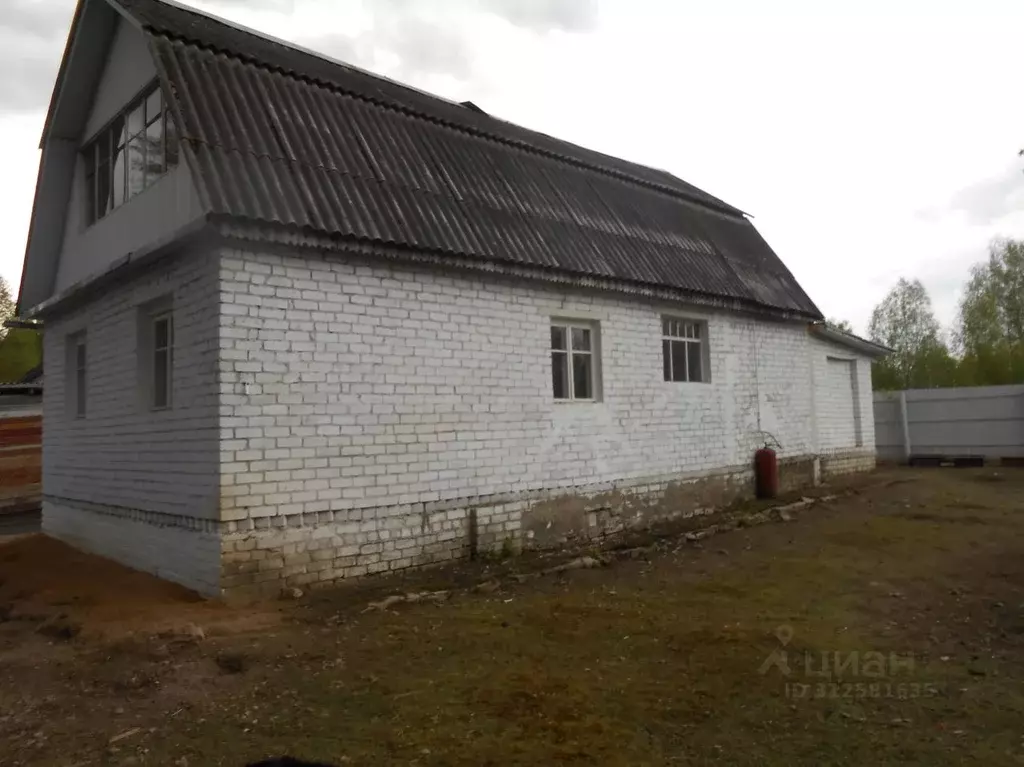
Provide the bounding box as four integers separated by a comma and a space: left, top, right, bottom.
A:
42, 242, 877, 598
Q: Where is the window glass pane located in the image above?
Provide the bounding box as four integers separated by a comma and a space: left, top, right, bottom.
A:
663, 339, 671, 381
572, 353, 593, 399
154, 317, 170, 349
146, 89, 162, 125
112, 145, 126, 207
154, 349, 169, 408
145, 117, 165, 182
111, 115, 126, 148
551, 351, 569, 399
127, 103, 145, 137
76, 368, 86, 416
165, 112, 179, 168
75, 343, 86, 416
690, 323, 701, 340
687, 341, 703, 382
571, 326, 591, 351
128, 135, 146, 197
96, 160, 112, 218
550, 325, 566, 351
84, 172, 96, 223
84, 142, 96, 178
98, 132, 110, 164
670, 340, 687, 382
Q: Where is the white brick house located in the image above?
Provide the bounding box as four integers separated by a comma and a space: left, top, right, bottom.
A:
16, 0, 887, 598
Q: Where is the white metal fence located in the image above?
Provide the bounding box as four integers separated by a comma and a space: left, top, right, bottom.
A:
873, 384, 1024, 461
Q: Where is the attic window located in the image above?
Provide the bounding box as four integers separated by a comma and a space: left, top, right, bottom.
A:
83, 83, 180, 225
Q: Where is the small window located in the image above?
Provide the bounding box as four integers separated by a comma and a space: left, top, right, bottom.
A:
66, 333, 87, 418
83, 83, 179, 225
551, 321, 598, 401
152, 313, 173, 409
663, 318, 707, 383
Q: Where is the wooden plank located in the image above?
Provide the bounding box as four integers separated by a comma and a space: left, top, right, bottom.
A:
0, 416, 42, 450
0, 416, 42, 431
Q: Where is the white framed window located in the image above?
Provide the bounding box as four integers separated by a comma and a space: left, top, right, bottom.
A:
551, 321, 599, 401
151, 312, 173, 409
662, 317, 708, 383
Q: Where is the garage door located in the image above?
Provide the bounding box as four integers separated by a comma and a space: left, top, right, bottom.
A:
818, 358, 859, 450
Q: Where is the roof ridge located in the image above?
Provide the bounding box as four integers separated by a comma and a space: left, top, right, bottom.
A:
121, 0, 744, 217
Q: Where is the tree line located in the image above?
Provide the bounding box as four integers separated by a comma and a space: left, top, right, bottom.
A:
0, 275, 41, 383
855, 238, 1024, 391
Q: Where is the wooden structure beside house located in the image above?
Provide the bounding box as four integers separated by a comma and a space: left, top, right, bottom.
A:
0, 371, 43, 519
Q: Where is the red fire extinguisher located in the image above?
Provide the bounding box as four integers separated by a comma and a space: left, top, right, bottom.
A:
754, 435, 780, 499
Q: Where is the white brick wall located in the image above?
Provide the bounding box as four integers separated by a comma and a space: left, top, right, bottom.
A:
216, 247, 821, 525
40, 242, 878, 597
809, 337, 875, 454
41, 248, 221, 594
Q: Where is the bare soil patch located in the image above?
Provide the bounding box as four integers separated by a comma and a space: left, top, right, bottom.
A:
2, 468, 1024, 766
0, 535, 281, 639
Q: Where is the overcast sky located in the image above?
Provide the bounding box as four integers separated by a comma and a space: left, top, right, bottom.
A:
2, 0, 1023, 335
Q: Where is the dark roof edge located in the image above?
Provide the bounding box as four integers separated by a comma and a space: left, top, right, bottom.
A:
129, 3, 744, 218
217, 217, 822, 323
0, 383, 43, 395
22, 216, 212, 320
2, 318, 43, 330
809, 322, 891, 358
38, 0, 87, 148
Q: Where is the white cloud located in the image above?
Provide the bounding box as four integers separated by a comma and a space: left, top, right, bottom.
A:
2, 0, 1024, 338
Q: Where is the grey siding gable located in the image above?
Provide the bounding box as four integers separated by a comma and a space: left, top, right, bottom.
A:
52, 16, 205, 297
83, 12, 155, 139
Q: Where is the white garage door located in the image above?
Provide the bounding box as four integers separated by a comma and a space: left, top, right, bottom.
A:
818, 358, 858, 450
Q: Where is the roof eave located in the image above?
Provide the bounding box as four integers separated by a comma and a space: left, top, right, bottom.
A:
21, 216, 213, 321
217, 217, 822, 323
809, 322, 892, 358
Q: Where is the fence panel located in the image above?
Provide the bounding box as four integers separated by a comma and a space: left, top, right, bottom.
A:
0, 414, 42, 514
874, 384, 1024, 461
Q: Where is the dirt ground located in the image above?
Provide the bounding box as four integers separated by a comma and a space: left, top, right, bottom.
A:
2, 467, 1024, 766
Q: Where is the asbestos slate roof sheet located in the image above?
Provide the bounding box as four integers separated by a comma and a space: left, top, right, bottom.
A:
110, 0, 822, 318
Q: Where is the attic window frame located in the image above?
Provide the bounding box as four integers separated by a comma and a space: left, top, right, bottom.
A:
82, 81, 180, 226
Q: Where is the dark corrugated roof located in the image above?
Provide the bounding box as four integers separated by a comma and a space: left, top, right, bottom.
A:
110, 0, 821, 318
